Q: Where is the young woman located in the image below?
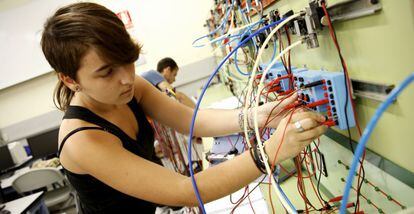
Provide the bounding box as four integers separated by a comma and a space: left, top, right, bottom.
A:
42, 2, 327, 213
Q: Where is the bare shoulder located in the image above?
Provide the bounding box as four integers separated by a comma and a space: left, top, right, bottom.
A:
58, 119, 122, 174
58, 117, 185, 204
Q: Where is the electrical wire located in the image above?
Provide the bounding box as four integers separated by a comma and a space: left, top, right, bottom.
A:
195, 17, 264, 48
253, 41, 303, 214
238, 14, 304, 213
339, 72, 414, 213
187, 18, 288, 214
233, 20, 265, 76
233, 26, 278, 77
243, 12, 304, 148
211, 19, 264, 54
192, 2, 233, 48
321, 3, 366, 210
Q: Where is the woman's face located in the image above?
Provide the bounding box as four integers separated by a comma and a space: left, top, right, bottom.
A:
76, 48, 135, 105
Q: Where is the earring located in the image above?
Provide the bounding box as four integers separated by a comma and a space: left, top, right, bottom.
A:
74, 86, 81, 92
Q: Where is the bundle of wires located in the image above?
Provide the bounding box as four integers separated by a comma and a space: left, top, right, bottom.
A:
220, 9, 328, 213
189, 1, 384, 213
233, 19, 279, 77
192, 1, 234, 48
187, 17, 291, 214
240, 13, 304, 213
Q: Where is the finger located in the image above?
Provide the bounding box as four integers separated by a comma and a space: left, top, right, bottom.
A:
291, 111, 326, 123
272, 93, 298, 109
297, 139, 314, 149
295, 108, 306, 113
276, 92, 297, 101
296, 125, 328, 142
279, 93, 298, 106
290, 118, 319, 132
265, 94, 297, 117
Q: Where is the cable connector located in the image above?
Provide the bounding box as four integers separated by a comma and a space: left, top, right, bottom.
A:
283, 100, 305, 110
323, 120, 336, 127
301, 79, 325, 89
329, 195, 343, 203
305, 99, 329, 108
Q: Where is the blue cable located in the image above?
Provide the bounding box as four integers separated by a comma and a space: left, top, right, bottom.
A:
192, 4, 233, 48
214, 18, 263, 53
187, 17, 287, 214
233, 20, 264, 76
226, 19, 263, 45
339, 73, 414, 213
238, 6, 259, 50
233, 23, 278, 76
213, 34, 243, 46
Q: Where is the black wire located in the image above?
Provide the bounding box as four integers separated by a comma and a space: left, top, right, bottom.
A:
230, 175, 266, 213
295, 155, 317, 210
313, 142, 329, 205
327, 16, 366, 212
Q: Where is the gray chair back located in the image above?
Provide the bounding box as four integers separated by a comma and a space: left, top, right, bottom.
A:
12, 168, 65, 194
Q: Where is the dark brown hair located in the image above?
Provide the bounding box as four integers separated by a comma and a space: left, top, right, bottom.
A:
41, 2, 141, 111
157, 57, 178, 73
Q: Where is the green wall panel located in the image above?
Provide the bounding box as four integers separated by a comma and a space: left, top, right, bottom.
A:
259, 0, 414, 172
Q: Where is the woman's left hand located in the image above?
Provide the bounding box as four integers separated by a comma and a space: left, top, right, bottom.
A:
250, 93, 298, 129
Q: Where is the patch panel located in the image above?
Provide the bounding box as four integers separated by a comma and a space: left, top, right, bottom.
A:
261, 62, 293, 93
322, 71, 356, 130
261, 62, 308, 93
259, 63, 355, 130
294, 70, 355, 130
295, 69, 327, 112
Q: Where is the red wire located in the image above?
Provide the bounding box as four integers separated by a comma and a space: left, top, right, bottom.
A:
365, 180, 404, 207
322, 2, 366, 211
247, 189, 256, 214
229, 186, 248, 204
295, 157, 310, 213
303, 152, 325, 207
271, 109, 296, 169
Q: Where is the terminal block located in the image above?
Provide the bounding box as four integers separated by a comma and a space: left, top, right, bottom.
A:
294, 70, 356, 130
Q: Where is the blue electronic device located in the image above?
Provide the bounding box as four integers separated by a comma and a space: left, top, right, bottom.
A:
209, 129, 274, 166
295, 69, 327, 112
261, 62, 299, 93
321, 71, 356, 130
259, 64, 354, 130
293, 69, 355, 130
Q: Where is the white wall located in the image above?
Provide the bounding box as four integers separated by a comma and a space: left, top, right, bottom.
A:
95, 0, 215, 72
0, 0, 77, 90
0, 0, 215, 130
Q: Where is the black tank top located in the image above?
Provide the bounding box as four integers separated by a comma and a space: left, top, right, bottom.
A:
58, 97, 160, 213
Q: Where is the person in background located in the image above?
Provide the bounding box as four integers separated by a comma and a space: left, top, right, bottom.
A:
140, 58, 195, 108
43, 2, 327, 213
141, 58, 203, 174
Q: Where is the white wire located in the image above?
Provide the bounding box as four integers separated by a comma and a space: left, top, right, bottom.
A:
242, 12, 302, 148
241, 12, 303, 214
254, 40, 302, 214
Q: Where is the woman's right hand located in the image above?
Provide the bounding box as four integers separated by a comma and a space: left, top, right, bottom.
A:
265, 110, 328, 165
